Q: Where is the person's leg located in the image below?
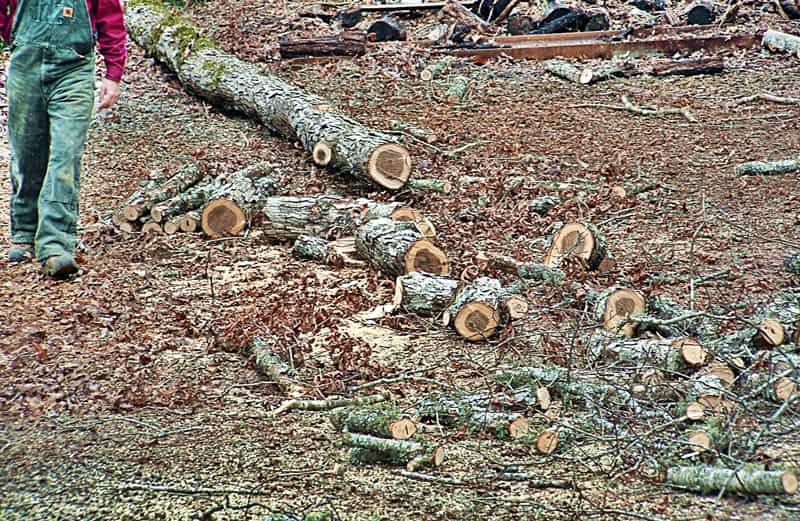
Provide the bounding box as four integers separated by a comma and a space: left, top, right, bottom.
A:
36, 51, 95, 275
7, 46, 50, 259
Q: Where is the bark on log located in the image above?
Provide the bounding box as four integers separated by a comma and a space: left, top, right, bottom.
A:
124, 164, 204, 221
255, 195, 419, 242
588, 286, 647, 338
150, 177, 214, 223
785, 252, 800, 275
686, 417, 730, 452
645, 57, 724, 77
367, 16, 407, 42
292, 235, 330, 262
646, 296, 717, 339
330, 407, 418, 440
474, 252, 565, 286
666, 466, 798, 495
278, 31, 367, 59
355, 218, 449, 277
420, 56, 456, 81
753, 290, 800, 347
578, 62, 637, 85
180, 210, 201, 232
443, 277, 508, 340
446, 76, 470, 104
529, 195, 562, 214
684, 1, 716, 25
735, 158, 800, 176
587, 334, 708, 373
543, 60, 584, 84
251, 336, 294, 390
394, 272, 461, 316
544, 221, 608, 270
272, 392, 390, 416
201, 164, 277, 238
762, 29, 800, 57
344, 433, 444, 469
406, 178, 452, 194
416, 396, 530, 439
125, 1, 412, 190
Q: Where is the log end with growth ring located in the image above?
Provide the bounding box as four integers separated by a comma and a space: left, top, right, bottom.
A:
685, 402, 705, 421
123, 205, 143, 221
755, 318, 785, 348
163, 220, 181, 235
544, 221, 602, 269
508, 417, 530, 439
579, 68, 594, 84
687, 431, 711, 452
405, 240, 450, 275
673, 338, 708, 367
388, 418, 418, 440
368, 143, 412, 190
774, 377, 798, 402
505, 296, 529, 319
142, 221, 162, 234
782, 472, 799, 495
180, 215, 199, 233
536, 429, 559, 455
602, 288, 646, 337
312, 142, 334, 167
202, 199, 247, 238
452, 301, 500, 341
703, 363, 735, 387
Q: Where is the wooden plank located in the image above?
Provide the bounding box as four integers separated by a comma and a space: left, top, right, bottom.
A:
439, 33, 761, 61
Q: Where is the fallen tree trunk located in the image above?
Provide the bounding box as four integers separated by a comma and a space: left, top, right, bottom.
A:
543, 221, 608, 270
735, 158, 800, 176
200, 164, 277, 237
123, 164, 204, 221
355, 218, 450, 277
278, 31, 367, 59
587, 333, 708, 373
645, 57, 724, 77
762, 29, 800, 56
666, 465, 798, 495
344, 433, 444, 469
330, 407, 417, 439
125, 1, 412, 190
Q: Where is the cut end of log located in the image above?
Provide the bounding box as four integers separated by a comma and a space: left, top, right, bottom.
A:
673, 338, 708, 367
393, 276, 405, 309
602, 288, 647, 337
180, 215, 199, 233
202, 199, 247, 238
755, 318, 785, 348
391, 207, 423, 222
782, 472, 799, 494
774, 377, 798, 401
163, 220, 181, 235
505, 295, 529, 319
420, 69, 434, 81
704, 363, 735, 387
685, 402, 705, 421
388, 418, 418, 440
536, 386, 552, 411
368, 143, 412, 190
150, 207, 165, 223
142, 221, 163, 234
508, 417, 530, 439
536, 429, 559, 455
123, 205, 142, 221
544, 222, 601, 269
454, 301, 500, 341
579, 68, 594, 84
431, 446, 446, 467
312, 141, 334, 167
405, 240, 450, 276
687, 431, 711, 452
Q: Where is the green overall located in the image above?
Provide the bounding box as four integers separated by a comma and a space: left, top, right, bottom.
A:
7, 0, 96, 261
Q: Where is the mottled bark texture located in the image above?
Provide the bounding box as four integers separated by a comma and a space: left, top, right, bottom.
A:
292, 235, 330, 262
666, 465, 798, 495
124, 164, 204, 221
125, 1, 411, 190
330, 407, 417, 439
355, 218, 449, 277
394, 272, 461, 316
201, 163, 277, 237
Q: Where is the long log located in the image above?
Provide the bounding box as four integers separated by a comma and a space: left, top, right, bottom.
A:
330, 407, 417, 440
251, 336, 294, 390
666, 466, 798, 495
125, 1, 412, 190
355, 218, 449, 277
587, 334, 708, 373
200, 164, 277, 238
344, 433, 444, 469
278, 31, 367, 59
735, 158, 800, 176
762, 29, 800, 57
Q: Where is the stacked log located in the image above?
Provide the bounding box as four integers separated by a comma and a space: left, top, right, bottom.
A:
125, 0, 412, 190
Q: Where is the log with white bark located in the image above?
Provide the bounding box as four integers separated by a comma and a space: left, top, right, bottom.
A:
752, 290, 800, 347
125, 1, 412, 190
446, 76, 470, 104
420, 56, 456, 81
250, 336, 294, 390
200, 164, 277, 238
393, 272, 461, 316
344, 433, 444, 469
762, 29, 800, 57
123, 164, 204, 221
587, 333, 708, 374
735, 158, 800, 176
292, 235, 330, 262
355, 218, 450, 277
666, 465, 798, 495
330, 407, 417, 440
544, 221, 608, 270
416, 396, 530, 439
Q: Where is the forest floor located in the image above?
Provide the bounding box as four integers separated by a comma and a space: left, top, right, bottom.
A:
1, 1, 800, 520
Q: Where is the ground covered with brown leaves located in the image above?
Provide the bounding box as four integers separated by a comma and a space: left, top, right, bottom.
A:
2, 1, 800, 520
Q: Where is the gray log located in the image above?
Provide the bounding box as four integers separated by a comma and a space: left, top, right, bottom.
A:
735, 158, 800, 176
394, 272, 461, 316
355, 218, 449, 277
292, 235, 330, 262
762, 29, 800, 56
666, 466, 798, 495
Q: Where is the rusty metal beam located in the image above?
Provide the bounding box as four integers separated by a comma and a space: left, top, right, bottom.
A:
491, 25, 702, 45
438, 33, 762, 61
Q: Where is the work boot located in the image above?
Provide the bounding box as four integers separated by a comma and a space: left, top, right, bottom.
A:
8, 243, 34, 263
41, 254, 79, 279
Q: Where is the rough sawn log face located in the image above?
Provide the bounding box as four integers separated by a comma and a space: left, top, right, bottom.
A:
125, 1, 411, 189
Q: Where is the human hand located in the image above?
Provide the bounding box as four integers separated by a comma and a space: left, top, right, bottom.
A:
98, 78, 121, 109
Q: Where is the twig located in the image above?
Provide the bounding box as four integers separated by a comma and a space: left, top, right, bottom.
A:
574, 95, 696, 122
271, 392, 391, 416
118, 483, 270, 496
350, 374, 455, 392
444, 140, 489, 158
399, 470, 465, 486
734, 92, 800, 106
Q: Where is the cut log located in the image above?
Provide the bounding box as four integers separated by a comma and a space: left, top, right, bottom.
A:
394, 272, 461, 316
355, 218, 449, 277
746, 371, 798, 402
201, 164, 277, 238
255, 195, 418, 242
125, 1, 412, 190
251, 336, 294, 390
700, 363, 736, 387
123, 164, 204, 221
587, 334, 708, 374
416, 396, 530, 439
150, 178, 214, 223
367, 16, 407, 42
445, 76, 470, 104
420, 56, 456, 81
530, 9, 590, 35
579, 62, 637, 84
180, 210, 201, 232
406, 178, 452, 194
292, 235, 330, 262
735, 158, 800, 176
278, 31, 367, 59
684, 0, 716, 25
645, 57, 724, 77
441, 0, 491, 33
686, 417, 730, 452
272, 392, 390, 416
785, 252, 800, 275
543, 221, 608, 270
141, 221, 163, 234
468, 411, 530, 439
163, 217, 182, 235
330, 407, 418, 440
753, 290, 800, 347
536, 428, 559, 455
762, 29, 800, 57
443, 277, 508, 341
344, 433, 444, 468
666, 465, 798, 495
589, 286, 647, 338
405, 450, 446, 471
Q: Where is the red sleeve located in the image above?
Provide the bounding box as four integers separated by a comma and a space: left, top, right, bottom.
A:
1, 0, 17, 44
92, 0, 127, 82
